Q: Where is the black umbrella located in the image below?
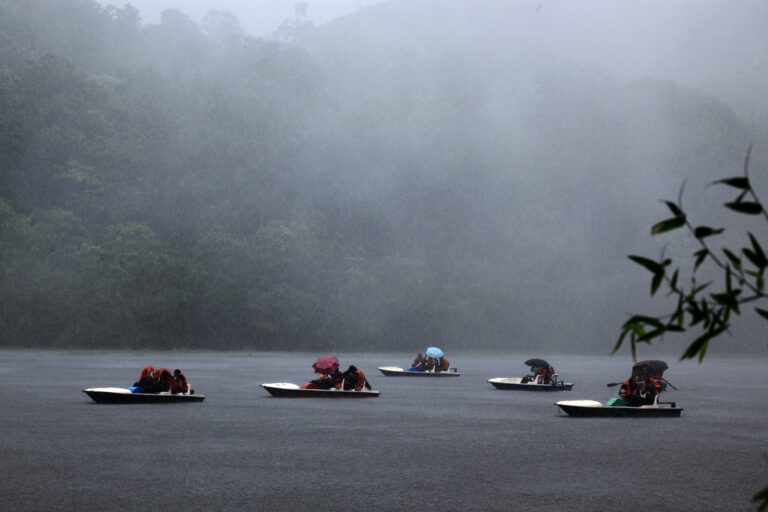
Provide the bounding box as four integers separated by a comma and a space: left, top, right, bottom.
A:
607, 360, 676, 389
524, 358, 550, 369
632, 360, 668, 378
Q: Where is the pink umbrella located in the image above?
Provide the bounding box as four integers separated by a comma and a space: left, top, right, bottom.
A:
312, 356, 339, 374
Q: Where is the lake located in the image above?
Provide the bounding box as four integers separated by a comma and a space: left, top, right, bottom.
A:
0, 351, 765, 511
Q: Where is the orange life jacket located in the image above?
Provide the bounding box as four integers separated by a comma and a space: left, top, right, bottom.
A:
350, 369, 367, 391
438, 358, 450, 371
170, 371, 188, 393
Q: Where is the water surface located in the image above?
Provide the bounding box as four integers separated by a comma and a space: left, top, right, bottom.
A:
1, 351, 765, 511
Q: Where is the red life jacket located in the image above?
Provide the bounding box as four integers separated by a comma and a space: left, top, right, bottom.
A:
154, 368, 172, 384
331, 369, 343, 389
307, 374, 333, 389
645, 377, 661, 395
438, 358, 450, 371
140, 365, 154, 380
619, 379, 638, 400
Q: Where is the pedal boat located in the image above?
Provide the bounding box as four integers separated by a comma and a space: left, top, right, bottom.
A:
83, 387, 204, 404
261, 382, 380, 398
488, 375, 573, 391
377, 366, 460, 377
555, 399, 682, 417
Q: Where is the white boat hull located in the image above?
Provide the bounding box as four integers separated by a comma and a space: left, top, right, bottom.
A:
377, 366, 460, 377
488, 377, 573, 391
83, 387, 204, 404
555, 399, 682, 417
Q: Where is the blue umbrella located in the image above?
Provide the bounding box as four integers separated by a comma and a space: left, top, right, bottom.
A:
425, 347, 444, 358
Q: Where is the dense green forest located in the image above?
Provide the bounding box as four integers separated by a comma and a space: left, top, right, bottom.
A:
1, 0, 765, 353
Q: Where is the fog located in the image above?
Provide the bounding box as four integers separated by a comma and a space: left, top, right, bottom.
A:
1, 0, 766, 357
96, 0, 385, 38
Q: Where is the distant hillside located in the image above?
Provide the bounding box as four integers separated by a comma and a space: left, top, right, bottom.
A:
0, 0, 765, 355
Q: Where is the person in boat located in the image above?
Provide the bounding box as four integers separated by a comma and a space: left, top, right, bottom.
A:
301, 369, 342, 390
141, 368, 174, 394
343, 365, 372, 391
522, 364, 553, 383
133, 365, 155, 388
619, 376, 661, 406
408, 353, 425, 371
434, 357, 450, 372
170, 369, 188, 394
330, 367, 344, 389
301, 375, 332, 389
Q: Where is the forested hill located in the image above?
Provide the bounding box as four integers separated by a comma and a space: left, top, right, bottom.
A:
0, 0, 765, 354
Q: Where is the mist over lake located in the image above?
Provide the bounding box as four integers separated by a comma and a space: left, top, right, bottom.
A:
2, 0, 767, 356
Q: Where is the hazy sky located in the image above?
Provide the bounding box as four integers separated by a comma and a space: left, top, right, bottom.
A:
99, 0, 384, 38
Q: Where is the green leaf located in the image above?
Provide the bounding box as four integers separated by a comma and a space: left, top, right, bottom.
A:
628, 255, 665, 275
713, 177, 750, 189
725, 201, 763, 215
637, 328, 666, 342
756, 308, 768, 321
651, 216, 686, 234
694, 226, 724, 238
622, 315, 665, 330
693, 249, 709, 271
674, 296, 685, 327
722, 248, 741, 270
743, 249, 765, 270
681, 325, 728, 362
669, 269, 679, 291
613, 328, 630, 353
711, 290, 741, 313
752, 483, 768, 512
651, 273, 663, 296
691, 282, 712, 295
746, 269, 765, 290
685, 298, 705, 325
663, 200, 684, 217
748, 232, 767, 268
